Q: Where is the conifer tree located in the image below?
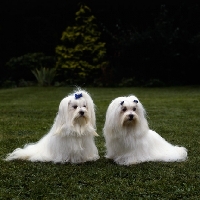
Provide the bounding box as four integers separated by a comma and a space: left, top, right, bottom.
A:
56, 4, 107, 84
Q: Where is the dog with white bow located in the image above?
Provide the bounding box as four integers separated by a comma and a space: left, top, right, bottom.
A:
5, 88, 99, 163
103, 95, 187, 165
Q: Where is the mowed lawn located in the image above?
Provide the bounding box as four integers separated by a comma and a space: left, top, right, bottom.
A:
0, 86, 199, 199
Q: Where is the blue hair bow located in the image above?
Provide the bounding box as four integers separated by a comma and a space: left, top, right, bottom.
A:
120, 101, 124, 105
134, 100, 138, 103
75, 93, 82, 99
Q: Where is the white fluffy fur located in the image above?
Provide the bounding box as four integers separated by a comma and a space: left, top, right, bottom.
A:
103, 95, 187, 165
5, 88, 99, 163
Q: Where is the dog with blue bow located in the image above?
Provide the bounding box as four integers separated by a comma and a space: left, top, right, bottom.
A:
5, 88, 99, 163
103, 95, 187, 165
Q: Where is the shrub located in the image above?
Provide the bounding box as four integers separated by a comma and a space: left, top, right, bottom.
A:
5, 52, 56, 83
101, 4, 200, 86
55, 4, 108, 85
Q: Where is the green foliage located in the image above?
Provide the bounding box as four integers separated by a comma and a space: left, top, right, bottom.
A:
0, 86, 200, 199
5, 52, 56, 82
1, 79, 17, 88
56, 4, 108, 84
102, 4, 200, 85
32, 67, 56, 86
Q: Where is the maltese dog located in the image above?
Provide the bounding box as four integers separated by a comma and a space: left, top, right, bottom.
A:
103, 95, 187, 165
5, 88, 99, 163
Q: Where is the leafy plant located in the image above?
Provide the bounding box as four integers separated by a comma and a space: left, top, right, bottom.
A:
32, 67, 56, 86
55, 4, 108, 84
5, 52, 56, 82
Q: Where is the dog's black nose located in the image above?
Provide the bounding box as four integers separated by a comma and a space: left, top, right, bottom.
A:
79, 111, 84, 116
129, 114, 134, 120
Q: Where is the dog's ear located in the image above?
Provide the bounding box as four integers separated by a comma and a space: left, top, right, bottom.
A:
79, 90, 96, 128
54, 97, 70, 135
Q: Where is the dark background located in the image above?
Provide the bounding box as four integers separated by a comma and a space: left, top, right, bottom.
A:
1, 0, 200, 86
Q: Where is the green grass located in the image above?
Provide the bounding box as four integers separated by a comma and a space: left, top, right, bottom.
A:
0, 86, 200, 199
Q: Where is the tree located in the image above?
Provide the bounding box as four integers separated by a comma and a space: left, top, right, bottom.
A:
55, 4, 108, 84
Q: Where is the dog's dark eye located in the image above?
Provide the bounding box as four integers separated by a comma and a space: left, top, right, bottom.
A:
83, 105, 86, 107
73, 106, 78, 109
122, 107, 127, 112
133, 107, 136, 111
